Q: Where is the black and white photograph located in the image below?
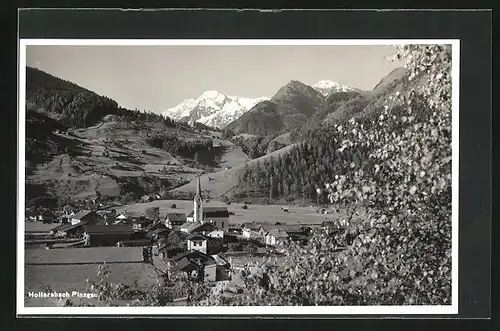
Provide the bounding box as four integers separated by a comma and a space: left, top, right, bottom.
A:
18, 39, 458, 314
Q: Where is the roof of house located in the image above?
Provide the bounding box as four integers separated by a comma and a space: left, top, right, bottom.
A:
116, 239, 152, 245
145, 222, 167, 232
180, 221, 201, 232
277, 225, 304, 233
166, 213, 187, 223
150, 227, 170, 235
175, 257, 199, 272
196, 223, 217, 232
242, 222, 263, 231
267, 229, 289, 238
259, 223, 276, 231
187, 233, 208, 241
187, 207, 230, 218
132, 217, 150, 224
25, 246, 145, 264
72, 210, 95, 220
83, 224, 134, 234
51, 222, 86, 233
171, 250, 215, 263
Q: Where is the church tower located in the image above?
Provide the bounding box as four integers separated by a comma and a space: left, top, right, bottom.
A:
193, 176, 203, 223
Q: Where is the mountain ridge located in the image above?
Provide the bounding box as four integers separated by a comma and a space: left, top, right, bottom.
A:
312, 79, 361, 96
225, 80, 326, 136
162, 91, 268, 129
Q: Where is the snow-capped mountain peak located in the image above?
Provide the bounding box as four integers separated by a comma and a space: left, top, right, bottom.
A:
312, 80, 359, 96
200, 90, 222, 99
162, 91, 269, 129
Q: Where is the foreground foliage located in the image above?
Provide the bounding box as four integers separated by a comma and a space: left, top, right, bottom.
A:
204, 44, 453, 306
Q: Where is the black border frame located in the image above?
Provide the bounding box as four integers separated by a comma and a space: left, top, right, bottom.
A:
5, 7, 492, 328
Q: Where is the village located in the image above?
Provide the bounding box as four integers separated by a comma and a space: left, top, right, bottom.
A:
24, 176, 345, 306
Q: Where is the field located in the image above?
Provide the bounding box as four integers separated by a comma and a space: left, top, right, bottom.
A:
25, 247, 145, 265
24, 221, 56, 233
24, 263, 159, 307
115, 199, 363, 226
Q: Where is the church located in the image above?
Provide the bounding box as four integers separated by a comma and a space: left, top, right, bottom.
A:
185, 177, 230, 232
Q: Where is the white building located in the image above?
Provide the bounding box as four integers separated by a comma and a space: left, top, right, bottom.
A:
207, 228, 224, 239
265, 229, 289, 246
186, 234, 208, 254
185, 176, 230, 232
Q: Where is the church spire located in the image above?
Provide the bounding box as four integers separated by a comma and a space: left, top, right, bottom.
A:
196, 175, 201, 199
193, 176, 203, 223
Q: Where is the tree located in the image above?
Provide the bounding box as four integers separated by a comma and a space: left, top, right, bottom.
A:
202, 44, 453, 306
145, 206, 160, 222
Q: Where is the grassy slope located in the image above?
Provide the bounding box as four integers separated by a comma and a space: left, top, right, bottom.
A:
170, 143, 298, 198
27, 114, 249, 201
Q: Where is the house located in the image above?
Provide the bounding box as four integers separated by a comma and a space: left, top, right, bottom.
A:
157, 243, 183, 259
70, 210, 102, 226
116, 238, 152, 247
115, 213, 128, 221
164, 213, 187, 229
187, 233, 208, 254
172, 252, 221, 282
171, 250, 217, 279
180, 221, 200, 234
175, 257, 200, 276
50, 222, 86, 237
103, 213, 117, 225
132, 216, 152, 230
186, 233, 223, 255
241, 222, 262, 239
37, 213, 54, 223
185, 177, 230, 232
204, 263, 217, 282
83, 224, 135, 246
256, 223, 276, 238
206, 228, 224, 239
145, 222, 170, 240
186, 207, 230, 232
276, 224, 304, 235
171, 249, 215, 265
60, 211, 75, 224
145, 221, 167, 233
265, 229, 289, 246
179, 221, 216, 235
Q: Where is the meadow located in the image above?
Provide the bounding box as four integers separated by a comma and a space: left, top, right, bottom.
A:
114, 199, 361, 226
